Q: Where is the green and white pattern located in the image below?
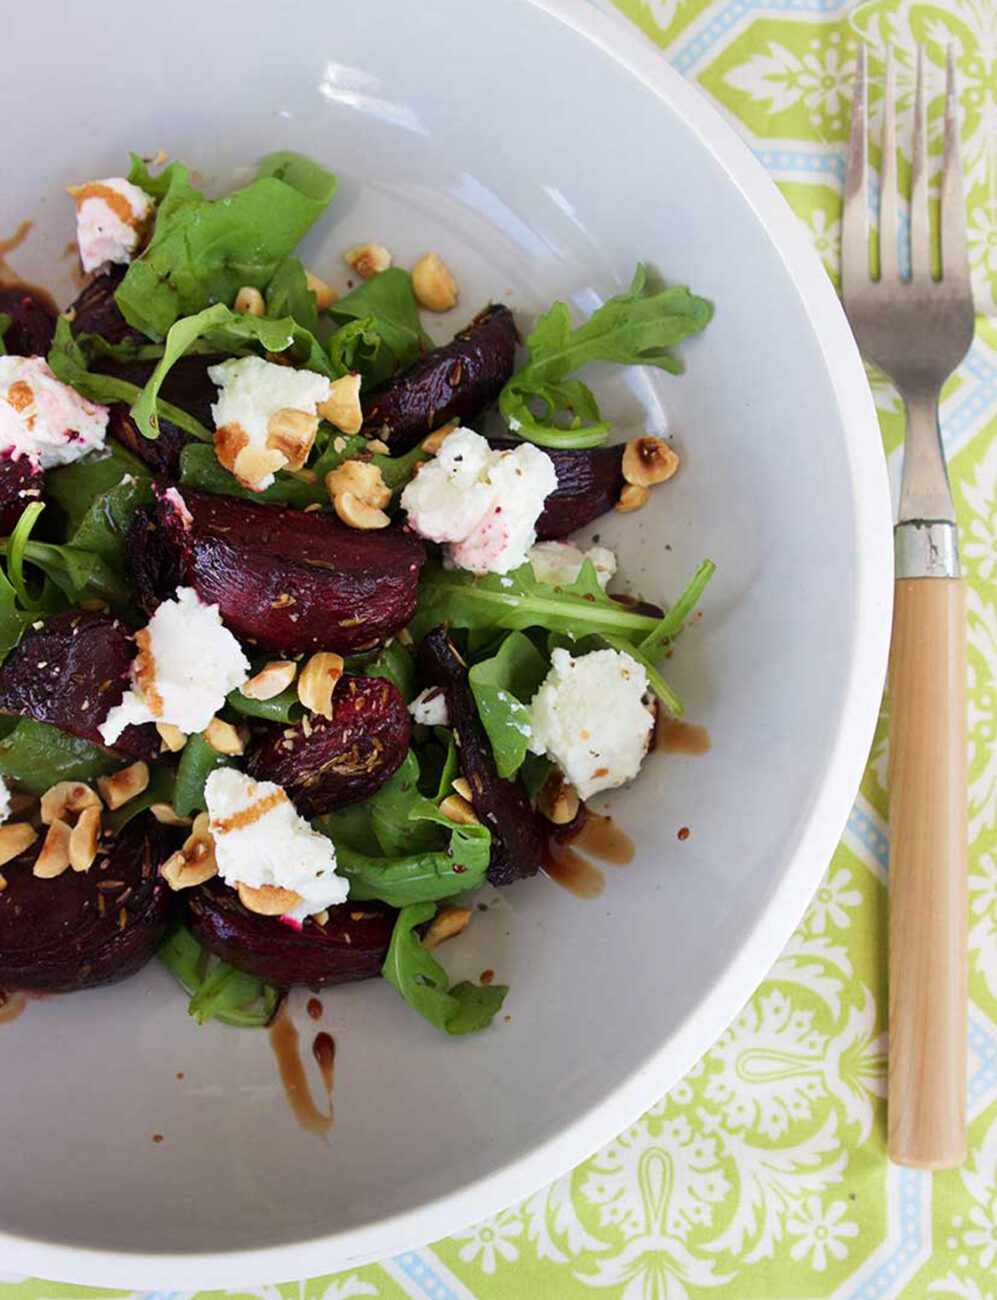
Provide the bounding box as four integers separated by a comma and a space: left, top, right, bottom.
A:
3, 2, 996, 1297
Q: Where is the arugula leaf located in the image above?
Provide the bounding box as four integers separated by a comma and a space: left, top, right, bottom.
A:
104, 764, 177, 833
129, 302, 337, 441
637, 558, 716, 659
173, 733, 233, 817
47, 446, 153, 572
318, 751, 490, 905
411, 558, 667, 645
0, 719, 117, 795
360, 638, 415, 703
179, 443, 327, 508
0, 314, 10, 356
265, 256, 319, 333
382, 902, 507, 1035
48, 318, 210, 440
158, 921, 280, 1028
468, 632, 548, 778
328, 269, 429, 380
500, 265, 711, 448
328, 316, 387, 382
116, 152, 337, 339
226, 681, 302, 723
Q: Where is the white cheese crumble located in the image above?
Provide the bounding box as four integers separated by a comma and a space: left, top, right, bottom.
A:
74, 177, 154, 273
205, 768, 347, 922
528, 540, 617, 590
409, 687, 449, 727
0, 356, 108, 469
401, 427, 557, 574
0, 776, 10, 825
99, 587, 250, 745
208, 355, 333, 490
528, 648, 655, 801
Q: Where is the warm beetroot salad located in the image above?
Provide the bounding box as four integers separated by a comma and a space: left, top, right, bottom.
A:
0, 152, 713, 1034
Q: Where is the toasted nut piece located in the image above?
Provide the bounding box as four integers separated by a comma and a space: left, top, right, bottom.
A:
334, 490, 390, 531
214, 423, 249, 474
266, 407, 319, 472
439, 793, 479, 826
325, 459, 391, 510
298, 651, 344, 720
317, 373, 363, 435
40, 781, 101, 827
237, 881, 304, 916
412, 253, 458, 312
33, 820, 72, 878
234, 285, 265, 316
615, 483, 650, 514
156, 722, 188, 752
423, 905, 472, 951
0, 823, 38, 867
150, 803, 193, 828
366, 437, 390, 455
233, 444, 288, 491
421, 421, 458, 455
241, 660, 297, 701
98, 761, 150, 811
305, 269, 338, 310
537, 769, 580, 826
397, 627, 415, 649
0, 873, 5, 890
622, 436, 679, 488
343, 242, 392, 279
161, 814, 217, 890
312, 908, 330, 926
451, 776, 473, 802
203, 717, 246, 756
69, 806, 101, 872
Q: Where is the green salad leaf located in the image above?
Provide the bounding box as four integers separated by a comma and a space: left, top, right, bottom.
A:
500, 265, 711, 448
636, 558, 716, 660
47, 445, 153, 572
104, 764, 177, 833
360, 638, 415, 703
0, 719, 117, 795
173, 733, 234, 818
158, 922, 280, 1028
178, 443, 327, 508
265, 256, 319, 333
468, 632, 547, 778
382, 902, 507, 1035
328, 315, 386, 381
227, 678, 302, 723
116, 152, 337, 339
0, 314, 10, 356
328, 269, 429, 381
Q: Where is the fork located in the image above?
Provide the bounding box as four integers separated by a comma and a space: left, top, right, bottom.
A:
842, 43, 975, 1168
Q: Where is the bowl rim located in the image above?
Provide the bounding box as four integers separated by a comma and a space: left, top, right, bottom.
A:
0, 0, 893, 1286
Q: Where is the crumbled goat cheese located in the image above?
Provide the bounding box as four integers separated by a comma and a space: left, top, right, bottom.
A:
74, 177, 154, 273
528, 540, 617, 590
0, 356, 108, 468
409, 687, 450, 727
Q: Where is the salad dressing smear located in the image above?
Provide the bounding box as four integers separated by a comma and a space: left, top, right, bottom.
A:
542, 810, 635, 899
269, 1006, 334, 1140
656, 717, 711, 756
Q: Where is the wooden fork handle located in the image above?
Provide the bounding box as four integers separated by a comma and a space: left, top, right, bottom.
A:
888, 575, 968, 1168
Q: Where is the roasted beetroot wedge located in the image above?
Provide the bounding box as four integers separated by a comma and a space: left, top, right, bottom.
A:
248, 675, 410, 814
0, 457, 43, 535
362, 304, 518, 453
0, 286, 57, 357
127, 502, 185, 615
67, 266, 145, 347
490, 440, 625, 539
144, 487, 426, 655
94, 354, 221, 477
419, 627, 542, 887
185, 883, 396, 988
0, 611, 158, 760
0, 816, 173, 992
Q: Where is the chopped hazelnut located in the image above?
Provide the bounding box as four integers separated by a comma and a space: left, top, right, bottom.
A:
622, 436, 679, 488
297, 652, 344, 720
240, 660, 297, 701
98, 762, 150, 811
343, 243, 392, 279
412, 253, 458, 312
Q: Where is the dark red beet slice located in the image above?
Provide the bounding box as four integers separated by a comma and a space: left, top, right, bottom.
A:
185, 883, 396, 988
127, 502, 184, 616
362, 304, 518, 453
247, 675, 410, 814
0, 816, 173, 992
67, 266, 145, 347
418, 627, 542, 887
490, 439, 625, 540
94, 354, 222, 478
145, 486, 426, 655
0, 457, 43, 535
0, 611, 158, 760
0, 286, 57, 357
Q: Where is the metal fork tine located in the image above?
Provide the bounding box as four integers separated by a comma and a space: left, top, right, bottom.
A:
940, 44, 970, 287
910, 45, 931, 280
879, 47, 899, 281
842, 42, 869, 295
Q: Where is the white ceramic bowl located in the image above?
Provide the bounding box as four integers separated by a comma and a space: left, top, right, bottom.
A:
0, 0, 892, 1286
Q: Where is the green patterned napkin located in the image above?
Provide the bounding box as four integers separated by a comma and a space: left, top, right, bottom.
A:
4, 3, 995, 1297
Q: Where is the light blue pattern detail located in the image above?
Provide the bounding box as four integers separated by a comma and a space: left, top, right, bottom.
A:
670, 0, 853, 75
847, 802, 889, 872
969, 1017, 997, 1112
843, 1168, 927, 1300
754, 147, 846, 180
392, 1251, 463, 1300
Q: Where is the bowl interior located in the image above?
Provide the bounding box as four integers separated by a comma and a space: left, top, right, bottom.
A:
0, 0, 889, 1285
